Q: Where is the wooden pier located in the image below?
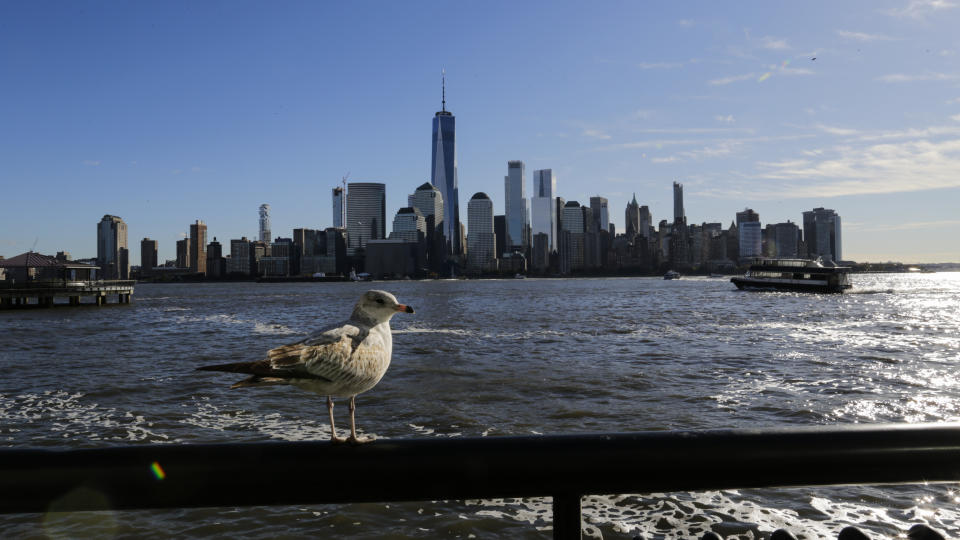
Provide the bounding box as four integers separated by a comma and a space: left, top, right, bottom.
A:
0, 280, 135, 308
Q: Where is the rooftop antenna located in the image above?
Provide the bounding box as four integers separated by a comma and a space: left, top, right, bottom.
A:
441, 68, 446, 112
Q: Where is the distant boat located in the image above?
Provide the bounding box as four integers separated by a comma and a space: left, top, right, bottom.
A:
514, 273, 526, 279
663, 270, 681, 280
709, 273, 725, 278
731, 258, 852, 293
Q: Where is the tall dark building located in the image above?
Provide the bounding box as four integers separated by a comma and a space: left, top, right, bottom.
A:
97, 214, 129, 279
140, 238, 157, 277
431, 72, 461, 256
190, 220, 207, 274
206, 237, 225, 278
346, 182, 386, 255
803, 207, 842, 262
494, 215, 506, 258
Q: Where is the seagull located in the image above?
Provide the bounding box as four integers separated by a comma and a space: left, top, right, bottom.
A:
197, 290, 414, 444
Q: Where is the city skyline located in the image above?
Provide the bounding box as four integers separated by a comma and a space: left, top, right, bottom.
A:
2, 2, 959, 264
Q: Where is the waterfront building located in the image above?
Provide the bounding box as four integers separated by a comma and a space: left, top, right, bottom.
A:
410, 182, 444, 227
555, 197, 566, 241
366, 239, 423, 278
259, 204, 271, 244
332, 187, 346, 229
409, 182, 444, 273
228, 237, 251, 276
494, 215, 506, 258
431, 74, 461, 257
531, 233, 550, 272
176, 238, 191, 269
261, 239, 292, 276
561, 201, 585, 271
531, 169, 557, 251
467, 192, 495, 272
803, 207, 842, 262
323, 227, 348, 275
673, 181, 685, 223
189, 220, 207, 275
736, 209, 761, 260
97, 215, 129, 280
590, 196, 609, 235
625, 195, 640, 237
206, 238, 226, 278
390, 207, 426, 243
346, 182, 386, 255
140, 238, 157, 278
250, 240, 269, 276
504, 160, 528, 251
769, 221, 800, 258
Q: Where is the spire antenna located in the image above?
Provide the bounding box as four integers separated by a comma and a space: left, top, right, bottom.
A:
441, 68, 446, 112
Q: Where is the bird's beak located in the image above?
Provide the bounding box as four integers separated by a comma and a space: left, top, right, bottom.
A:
396, 304, 414, 314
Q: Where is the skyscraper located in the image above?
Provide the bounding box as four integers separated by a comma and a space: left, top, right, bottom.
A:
332, 187, 346, 229
409, 182, 445, 273
531, 169, 557, 251
467, 192, 495, 272
97, 215, 128, 279
625, 194, 640, 237
673, 181, 685, 223
259, 204, 271, 243
346, 182, 386, 255
589, 196, 609, 233
803, 207, 842, 262
431, 72, 461, 256
736, 209, 761, 260
190, 220, 207, 274
140, 238, 157, 277
561, 201, 585, 270
504, 160, 528, 251
389, 207, 426, 243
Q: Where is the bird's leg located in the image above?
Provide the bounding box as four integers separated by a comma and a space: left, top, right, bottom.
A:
347, 395, 371, 444
327, 396, 345, 444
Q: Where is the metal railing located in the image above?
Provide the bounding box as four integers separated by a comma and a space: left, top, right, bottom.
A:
3, 423, 960, 539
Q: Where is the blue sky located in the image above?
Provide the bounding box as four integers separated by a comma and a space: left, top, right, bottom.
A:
2, 1, 959, 263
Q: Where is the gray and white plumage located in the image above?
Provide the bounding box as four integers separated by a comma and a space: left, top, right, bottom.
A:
197, 290, 414, 443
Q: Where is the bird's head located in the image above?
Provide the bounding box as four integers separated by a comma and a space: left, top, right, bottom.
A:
352, 290, 415, 324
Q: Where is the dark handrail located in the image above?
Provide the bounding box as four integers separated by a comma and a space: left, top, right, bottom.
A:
4, 424, 960, 539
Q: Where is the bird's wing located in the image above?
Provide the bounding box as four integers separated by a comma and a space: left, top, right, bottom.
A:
259, 323, 363, 378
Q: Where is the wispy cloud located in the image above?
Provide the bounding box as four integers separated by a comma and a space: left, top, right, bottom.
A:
651, 156, 679, 164
835, 29, 897, 42
708, 73, 756, 86
752, 137, 960, 197
860, 219, 960, 232
884, 0, 957, 19
582, 129, 611, 140
815, 124, 860, 136
760, 36, 790, 50
877, 72, 960, 83
951, 114, 960, 122
82, 160, 100, 166
678, 19, 695, 28
636, 62, 683, 69
714, 115, 735, 124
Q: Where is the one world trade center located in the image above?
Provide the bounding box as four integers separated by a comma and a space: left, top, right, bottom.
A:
431, 71, 461, 258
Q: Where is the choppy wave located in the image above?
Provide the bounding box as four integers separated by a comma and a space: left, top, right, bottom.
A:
0, 391, 171, 446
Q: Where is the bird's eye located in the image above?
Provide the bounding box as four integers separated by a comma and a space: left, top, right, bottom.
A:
376, 298, 385, 304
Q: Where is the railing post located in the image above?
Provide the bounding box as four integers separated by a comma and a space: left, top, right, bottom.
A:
553, 492, 582, 540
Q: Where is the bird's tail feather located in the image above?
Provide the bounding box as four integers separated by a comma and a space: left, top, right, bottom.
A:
230, 376, 287, 389
196, 361, 257, 374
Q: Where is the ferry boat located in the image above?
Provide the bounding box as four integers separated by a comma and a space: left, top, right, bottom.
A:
731, 258, 852, 293
663, 270, 681, 280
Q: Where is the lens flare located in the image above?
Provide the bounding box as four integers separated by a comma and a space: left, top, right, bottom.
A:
150, 461, 166, 481
757, 72, 772, 82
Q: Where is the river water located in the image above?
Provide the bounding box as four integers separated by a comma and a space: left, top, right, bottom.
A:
2, 274, 960, 538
